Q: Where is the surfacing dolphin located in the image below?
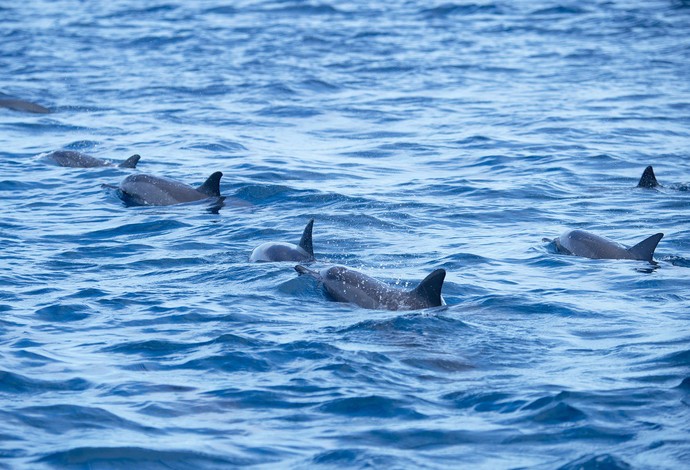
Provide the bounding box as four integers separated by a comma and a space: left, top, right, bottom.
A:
113, 171, 223, 206
636, 165, 689, 191
295, 265, 446, 311
0, 93, 51, 114
551, 229, 663, 262
637, 165, 660, 189
47, 150, 140, 168
250, 219, 315, 262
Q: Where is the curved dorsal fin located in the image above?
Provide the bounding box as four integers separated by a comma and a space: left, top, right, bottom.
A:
197, 171, 223, 197
298, 219, 315, 257
627, 233, 664, 261
412, 269, 446, 307
119, 154, 141, 169
637, 165, 659, 188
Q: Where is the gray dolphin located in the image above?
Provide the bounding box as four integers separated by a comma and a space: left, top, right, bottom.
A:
47, 150, 140, 168
637, 165, 660, 189
636, 165, 689, 191
250, 219, 315, 262
0, 93, 51, 114
552, 229, 663, 262
295, 265, 446, 311
114, 171, 222, 206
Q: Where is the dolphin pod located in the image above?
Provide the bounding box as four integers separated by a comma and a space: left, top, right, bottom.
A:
13, 106, 675, 310
114, 171, 223, 206
295, 265, 446, 311
552, 229, 664, 262
250, 219, 315, 262
47, 150, 141, 169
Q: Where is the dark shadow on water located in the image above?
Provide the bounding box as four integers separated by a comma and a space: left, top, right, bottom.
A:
662, 256, 690, 268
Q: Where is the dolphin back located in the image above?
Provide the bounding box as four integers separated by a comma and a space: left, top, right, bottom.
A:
627, 233, 664, 261
411, 269, 446, 307
637, 166, 660, 188
197, 171, 223, 197
48, 150, 108, 168
0, 97, 51, 114
118, 154, 141, 169
298, 219, 315, 258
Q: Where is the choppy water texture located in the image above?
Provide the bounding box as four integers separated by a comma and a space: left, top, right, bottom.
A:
2, 1, 690, 468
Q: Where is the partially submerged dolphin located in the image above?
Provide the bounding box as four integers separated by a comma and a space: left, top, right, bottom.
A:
636, 165, 689, 191
250, 219, 315, 262
637, 165, 660, 189
551, 229, 663, 262
47, 150, 140, 168
0, 93, 51, 114
295, 265, 446, 311
113, 171, 223, 206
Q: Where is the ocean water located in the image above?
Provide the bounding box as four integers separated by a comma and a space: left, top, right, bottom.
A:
1, 0, 690, 468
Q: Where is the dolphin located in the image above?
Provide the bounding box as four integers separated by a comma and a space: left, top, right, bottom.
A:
636, 165, 689, 191
250, 219, 315, 262
113, 171, 223, 206
637, 165, 660, 188
0, 93, 51, 114
552, 229, 663, 262
295, 265, 446, 311
47, 150, 140, 168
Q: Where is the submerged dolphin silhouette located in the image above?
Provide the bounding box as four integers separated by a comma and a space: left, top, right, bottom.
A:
637, 165, 660, 189
47, 150, 140, 168
250, 219, 315, 262
295, 265, 446, 311
0, 93, 51, 114
114, 171, 223, 206
552, 229, 663, 262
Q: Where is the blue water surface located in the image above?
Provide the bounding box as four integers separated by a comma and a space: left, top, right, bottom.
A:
2, 0, 690, 468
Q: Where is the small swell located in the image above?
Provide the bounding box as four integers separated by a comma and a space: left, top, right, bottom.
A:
85, 220, 191, 239
34, 303, 91, 322
557, 453, 632, 470
420, 3, 504, 18
0, 370, 90, 394
344, 427, 510, 449
202, 388, 314, 410
16, 404, 160, 434
36, 447, 255, 468
318, 395, 425, 419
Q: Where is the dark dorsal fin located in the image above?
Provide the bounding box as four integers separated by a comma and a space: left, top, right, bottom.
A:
412, 269, 446, 307
298, 219, 315, 257
119, 154, 141, 169
637, 165, 659, 188
197, 171, 223, 197
627, 233, 664, 261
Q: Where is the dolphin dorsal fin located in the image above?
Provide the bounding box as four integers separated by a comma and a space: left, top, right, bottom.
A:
412, 269, 446, 307
197, 171, 223, 197
119, 154, 141, 169
298, 219, 315, 257
627, 233, 664, 261
637, 165, 659, 188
